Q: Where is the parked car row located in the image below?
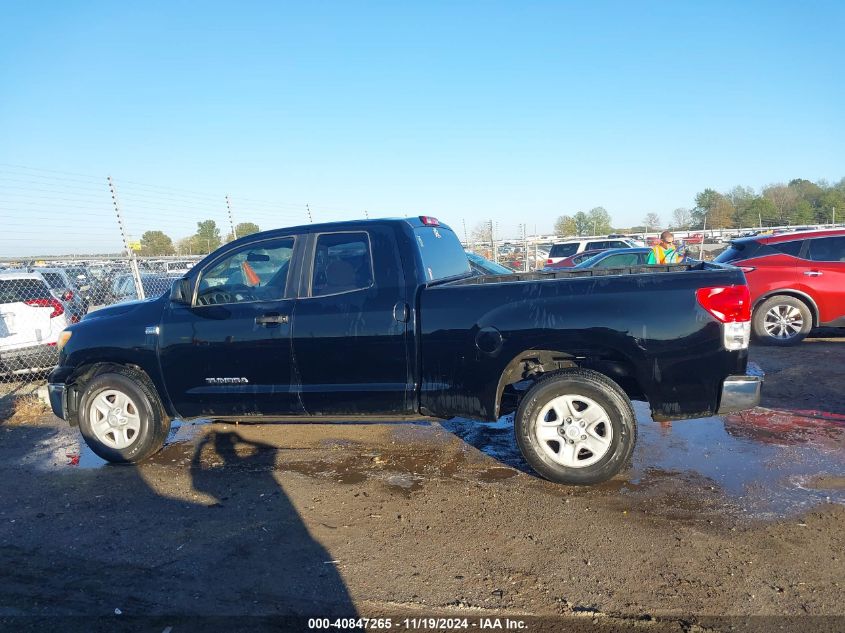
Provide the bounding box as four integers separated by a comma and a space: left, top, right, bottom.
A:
1, 260, 185, 377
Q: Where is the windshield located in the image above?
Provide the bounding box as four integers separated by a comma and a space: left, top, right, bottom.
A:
414, 226, 470, 281
466, 252, 513, 275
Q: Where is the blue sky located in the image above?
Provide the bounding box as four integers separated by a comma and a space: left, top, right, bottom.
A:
1, 1, 843, 253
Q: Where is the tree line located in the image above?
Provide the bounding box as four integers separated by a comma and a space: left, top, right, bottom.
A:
137, 221, 261, 256
548, 176, 844, 238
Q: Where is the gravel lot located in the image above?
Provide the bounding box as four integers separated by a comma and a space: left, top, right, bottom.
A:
1, 332, 843, 632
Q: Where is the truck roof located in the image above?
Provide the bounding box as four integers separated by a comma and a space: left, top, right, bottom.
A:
225, 217, 453, 247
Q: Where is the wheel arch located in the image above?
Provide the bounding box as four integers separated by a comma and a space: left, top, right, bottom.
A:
494, 348, 643, 419
754, 289, 819, 327
64, 362, 169, 426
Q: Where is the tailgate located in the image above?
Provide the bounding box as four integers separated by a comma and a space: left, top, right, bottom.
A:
0, 302, 55, 351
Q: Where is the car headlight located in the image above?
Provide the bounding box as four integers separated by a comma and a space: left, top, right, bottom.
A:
57, 330, 72, 351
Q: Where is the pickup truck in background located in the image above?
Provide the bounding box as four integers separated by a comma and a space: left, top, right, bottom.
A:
48, 217, 761, 485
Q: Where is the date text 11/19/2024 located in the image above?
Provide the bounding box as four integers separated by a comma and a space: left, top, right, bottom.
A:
307, 617, 528, 629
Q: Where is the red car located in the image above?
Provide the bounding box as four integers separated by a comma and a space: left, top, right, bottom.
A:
715, 229, 845, 345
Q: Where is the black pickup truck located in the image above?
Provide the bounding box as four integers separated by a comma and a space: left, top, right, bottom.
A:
48, 217, 761, 484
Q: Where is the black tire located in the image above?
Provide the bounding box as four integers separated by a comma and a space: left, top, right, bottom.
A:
77, 369, 170, 463
752, 295, 812, 346
515, 369, 636, 485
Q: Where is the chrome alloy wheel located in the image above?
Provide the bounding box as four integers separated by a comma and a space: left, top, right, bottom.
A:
88, 389, 141, 449
763, 304, 804, 339
533, 394, 613, 468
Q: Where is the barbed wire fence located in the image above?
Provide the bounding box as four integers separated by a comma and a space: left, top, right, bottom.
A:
0, 163, 371, 389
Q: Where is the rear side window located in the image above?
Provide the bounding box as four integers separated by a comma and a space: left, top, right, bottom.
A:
807, 237, 845, 262
586, 241, 609, 250
0, 279, 51, 303
42, 273, 65, 289
414, 226, 471, 281
312, 232, 374, 296
549, 243, 579, 258
715, 240, 770, 263
595, 253, 643, 268
770, 240, 804, 258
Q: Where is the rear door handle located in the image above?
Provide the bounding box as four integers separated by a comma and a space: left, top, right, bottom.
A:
255, 313, 289, 326
803, 271, 823, 277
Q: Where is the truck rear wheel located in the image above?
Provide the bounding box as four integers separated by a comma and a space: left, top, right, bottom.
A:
515, 369, 636, 485
78, 369, 170, 463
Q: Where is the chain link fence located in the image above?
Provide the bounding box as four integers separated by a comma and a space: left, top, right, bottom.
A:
0, 164, 370, 389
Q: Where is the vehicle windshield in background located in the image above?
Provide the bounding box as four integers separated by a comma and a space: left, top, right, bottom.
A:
465, 252, 513, 275
414, 226, 470, 281
549, 243, 579, 258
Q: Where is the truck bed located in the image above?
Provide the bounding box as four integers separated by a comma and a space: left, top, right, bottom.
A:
444, 261, 713, 287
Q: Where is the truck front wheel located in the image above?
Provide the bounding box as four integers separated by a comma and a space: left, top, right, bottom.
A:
515, 369, 636, 485
78, 370, 170, 463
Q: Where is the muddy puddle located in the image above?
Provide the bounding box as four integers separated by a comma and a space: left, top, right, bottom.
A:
65, 401, 845, 520
444, 401, 845, 520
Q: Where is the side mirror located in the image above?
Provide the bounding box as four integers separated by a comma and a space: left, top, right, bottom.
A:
170, 278, 191, 304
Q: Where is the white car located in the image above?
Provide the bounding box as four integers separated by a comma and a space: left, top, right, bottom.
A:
546, 238, 640, 265
0, 272, 69, 375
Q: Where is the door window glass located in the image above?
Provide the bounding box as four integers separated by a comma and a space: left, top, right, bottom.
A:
807, 237, 845, 262
587, 241, 609, 250
311, 232, 374, 297
196, 238, 295, 305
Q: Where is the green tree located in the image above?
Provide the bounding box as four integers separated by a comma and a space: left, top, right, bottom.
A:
573, 211, 590, 236
586, 207, 613, 235
139, 230, 175, 256
763, 185, 799, 225
554, 215, 576, 237
193, 220, 222, 253
226, 222, 261, 242
746, 197, 778, 227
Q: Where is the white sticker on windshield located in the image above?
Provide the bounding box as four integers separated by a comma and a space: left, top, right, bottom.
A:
433, 228, 441, 239
417, 235, 425, 248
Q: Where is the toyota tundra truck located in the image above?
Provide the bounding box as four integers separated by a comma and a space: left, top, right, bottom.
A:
48, 217, 761, 484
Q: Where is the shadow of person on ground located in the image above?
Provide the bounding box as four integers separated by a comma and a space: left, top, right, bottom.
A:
0, 424, 358, 631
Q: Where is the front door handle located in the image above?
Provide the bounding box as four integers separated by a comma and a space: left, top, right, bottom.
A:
255, 313, 289, 326
804, 271, 823, 277
393, 302, 409, 323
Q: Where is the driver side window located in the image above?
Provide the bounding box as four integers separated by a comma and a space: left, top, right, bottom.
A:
195, 237, 295, 306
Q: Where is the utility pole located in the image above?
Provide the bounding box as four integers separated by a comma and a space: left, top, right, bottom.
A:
107, 176, 145, 300
225, 195, 237, 240
699, 213, 707, 260
462, 219, 468, 247
489, 219, 496, 263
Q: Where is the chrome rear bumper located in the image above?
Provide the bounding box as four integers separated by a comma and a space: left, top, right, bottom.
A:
717, 374, 762, 414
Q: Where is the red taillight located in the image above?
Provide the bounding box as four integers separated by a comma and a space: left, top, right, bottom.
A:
24, 298, 65, 319
546, 259, 553, 264
696, 285, 751, 323
63, 290, 74, 301
419, 216, 440, 226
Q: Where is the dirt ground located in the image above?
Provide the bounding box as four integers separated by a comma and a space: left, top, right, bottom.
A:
0, 332, 843, 632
